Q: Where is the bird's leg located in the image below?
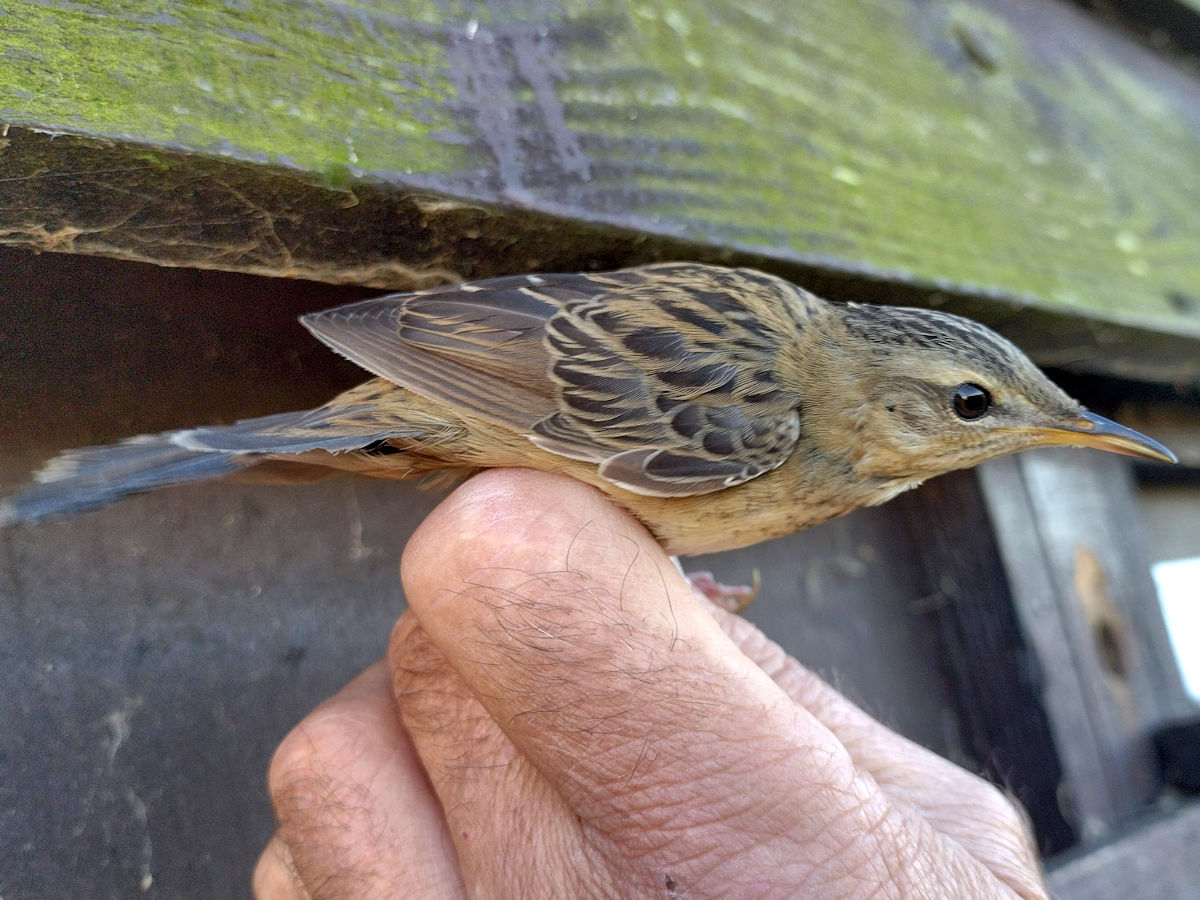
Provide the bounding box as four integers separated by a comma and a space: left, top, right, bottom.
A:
670, 557, 761, 613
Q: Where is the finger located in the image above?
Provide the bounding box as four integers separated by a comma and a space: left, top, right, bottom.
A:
388, 613, 621, 897
400, 469, 1011, 896
253, 833, 311, 900
701, 597, 1046, 898
267, 660, 465, 900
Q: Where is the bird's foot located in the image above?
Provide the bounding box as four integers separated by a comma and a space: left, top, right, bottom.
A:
685, 569, 761, 613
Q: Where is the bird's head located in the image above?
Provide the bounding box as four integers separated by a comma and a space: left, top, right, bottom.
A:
817, 303, 1176, 481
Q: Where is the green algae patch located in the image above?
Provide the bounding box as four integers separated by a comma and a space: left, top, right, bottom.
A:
2, 0, 1200, 349
0, 1, 471, 179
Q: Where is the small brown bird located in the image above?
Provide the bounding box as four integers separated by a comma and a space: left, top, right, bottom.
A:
1, 263, 1175, 554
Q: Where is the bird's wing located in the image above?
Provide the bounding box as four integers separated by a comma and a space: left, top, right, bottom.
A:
301, 272, 574, 431
302, 264, 805, 497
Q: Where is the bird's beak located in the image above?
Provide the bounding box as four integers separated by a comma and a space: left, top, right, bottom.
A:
1027, 410, 1178, 463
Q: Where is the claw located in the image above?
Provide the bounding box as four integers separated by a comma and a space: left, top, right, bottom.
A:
685, 568, 761, 613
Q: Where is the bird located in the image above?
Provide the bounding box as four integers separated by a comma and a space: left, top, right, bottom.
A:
0, 262, 1176, 555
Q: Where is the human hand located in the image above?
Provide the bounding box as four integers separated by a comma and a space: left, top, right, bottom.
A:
254, 469, 1048, 899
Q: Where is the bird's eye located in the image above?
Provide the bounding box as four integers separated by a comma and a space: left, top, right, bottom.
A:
952, 383, 991, 420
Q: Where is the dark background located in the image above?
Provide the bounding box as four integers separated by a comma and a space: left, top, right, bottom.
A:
1, 245, 965, 898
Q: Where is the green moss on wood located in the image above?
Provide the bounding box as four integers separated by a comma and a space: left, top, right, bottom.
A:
2, 0, 1200, 347
0, 0, 470, 178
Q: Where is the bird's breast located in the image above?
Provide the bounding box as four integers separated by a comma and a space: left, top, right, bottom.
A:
610, 452, 879, 555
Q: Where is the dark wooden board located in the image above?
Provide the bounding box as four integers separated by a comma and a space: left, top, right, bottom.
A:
900, 469, 1075, 853
1, 248, 1191, 895
1071, 0, 1200, 57
0, 247, 975, 897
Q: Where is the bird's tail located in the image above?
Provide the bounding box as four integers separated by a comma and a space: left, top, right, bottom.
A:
1, 405, 426, 526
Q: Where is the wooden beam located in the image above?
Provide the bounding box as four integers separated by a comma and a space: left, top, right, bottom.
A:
2, 0, 1200, 383
978, 451, 1192, 838
899, 469, 1076, 853
1048, 802, 1200, 900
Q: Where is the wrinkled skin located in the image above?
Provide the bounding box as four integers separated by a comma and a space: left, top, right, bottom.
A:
254, 469, 1048, 900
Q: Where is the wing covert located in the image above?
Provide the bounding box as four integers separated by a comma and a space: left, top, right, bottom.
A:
302, 264, 808, 497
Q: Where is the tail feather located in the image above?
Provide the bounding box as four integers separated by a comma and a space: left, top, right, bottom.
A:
170, 406, 413, 454
2, 440, 253, 525
2, 406, 427, 526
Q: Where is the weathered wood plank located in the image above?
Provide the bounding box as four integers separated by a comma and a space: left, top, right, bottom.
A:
899, 468, 1075, 853
2, 0, 1200, 382
1048, 802, 1200, 900
0, 127, 696, 290
978, 451, 1192, 839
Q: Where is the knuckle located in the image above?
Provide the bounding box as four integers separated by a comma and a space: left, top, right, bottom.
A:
387, 617, 449, 692
978, 782, 1034, 836
252, 835, 308, 900
267, 730, 318, 803
267, 713, 350, 809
